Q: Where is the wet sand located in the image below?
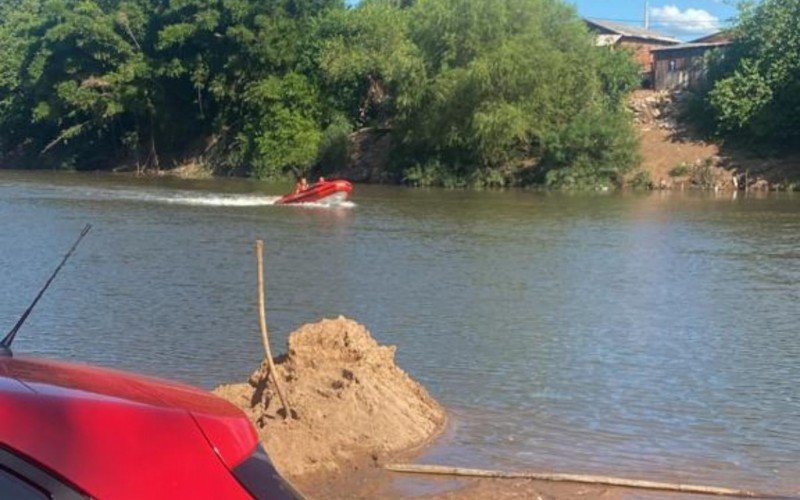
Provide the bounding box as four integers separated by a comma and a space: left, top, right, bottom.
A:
213, 317, 760, 499
293, 459, 721, 499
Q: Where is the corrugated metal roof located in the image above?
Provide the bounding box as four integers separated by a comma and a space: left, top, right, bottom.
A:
691, 31, 733, 44
584, 19, 680, 44
651, 41, 732, 52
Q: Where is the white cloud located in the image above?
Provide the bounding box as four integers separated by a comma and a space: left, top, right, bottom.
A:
650, 5, 720, 35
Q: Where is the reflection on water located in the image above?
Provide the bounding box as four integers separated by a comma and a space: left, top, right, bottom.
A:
1, 170, 798, 494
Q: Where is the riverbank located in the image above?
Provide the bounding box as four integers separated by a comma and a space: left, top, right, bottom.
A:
211, 317, 617, 498
632, 90, 800, 192
5, 91, 798, 192
116, 108, 800, 192
212, 316, 765, 499
211, 317, 619, 499
115, 90, 800, 193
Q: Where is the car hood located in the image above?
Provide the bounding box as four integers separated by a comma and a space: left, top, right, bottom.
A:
0, 356, 257, 498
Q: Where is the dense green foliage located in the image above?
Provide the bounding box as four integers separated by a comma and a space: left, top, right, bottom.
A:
394, 0, 640, 188
0, 0, 641, 187
699, 0, 800, 148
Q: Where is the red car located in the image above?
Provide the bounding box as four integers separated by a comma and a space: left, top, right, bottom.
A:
0, 354, 301, 499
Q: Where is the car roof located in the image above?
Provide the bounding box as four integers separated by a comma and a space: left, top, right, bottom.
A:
0, 355, 257, 499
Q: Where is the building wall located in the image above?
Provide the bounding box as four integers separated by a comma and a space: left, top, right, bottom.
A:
618, 38, 680, 85
619, 40, 658, 70
654, 47, 722, 91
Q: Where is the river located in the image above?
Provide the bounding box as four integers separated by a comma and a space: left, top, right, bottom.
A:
1, 170, 798, 494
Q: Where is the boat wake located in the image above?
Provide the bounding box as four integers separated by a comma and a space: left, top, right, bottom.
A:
275, 199, 357, 209
124, 190, 279, 207
18, 184, 355, 208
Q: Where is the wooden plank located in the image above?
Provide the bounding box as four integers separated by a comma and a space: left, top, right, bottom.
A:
383, 463, 782, 498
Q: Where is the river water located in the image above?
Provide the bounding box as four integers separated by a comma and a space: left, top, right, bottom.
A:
1, 170, 798, 494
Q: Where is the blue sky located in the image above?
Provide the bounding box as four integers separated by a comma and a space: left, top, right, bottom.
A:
572, 1, 738, 39
346, 1, 740, 41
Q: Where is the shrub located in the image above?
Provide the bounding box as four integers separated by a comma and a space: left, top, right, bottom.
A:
691, 159, 716, 188
628, 170, 653, 190
702, 0, 800, 149
317, 114, 353, 173
670, 163, 692, 177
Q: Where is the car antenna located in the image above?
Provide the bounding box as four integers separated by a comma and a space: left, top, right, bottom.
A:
1, 224, 92, 357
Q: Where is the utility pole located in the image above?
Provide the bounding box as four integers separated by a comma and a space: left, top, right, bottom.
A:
644, 0, 650, 30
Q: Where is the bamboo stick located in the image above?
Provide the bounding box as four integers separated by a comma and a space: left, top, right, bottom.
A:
255, 240, 291, 419
384, 463, 775, 498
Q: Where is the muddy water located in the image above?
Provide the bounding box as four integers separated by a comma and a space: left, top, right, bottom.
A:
1, 170, 798, 494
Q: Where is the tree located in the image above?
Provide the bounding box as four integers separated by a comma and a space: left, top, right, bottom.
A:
316, 1, 424, 126
1, 0, 641, 187
243, 72, 322, 178
707, 0, 800, 145
394, 0, 640, 187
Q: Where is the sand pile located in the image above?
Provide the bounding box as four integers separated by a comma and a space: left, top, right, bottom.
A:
214, 316, 445, 478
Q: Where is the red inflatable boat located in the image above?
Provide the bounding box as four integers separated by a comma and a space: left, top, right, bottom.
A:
277, 179, 353, 205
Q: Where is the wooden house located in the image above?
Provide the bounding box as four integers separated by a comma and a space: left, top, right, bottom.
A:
652, 33, 733, 91
585, 19, 680, 86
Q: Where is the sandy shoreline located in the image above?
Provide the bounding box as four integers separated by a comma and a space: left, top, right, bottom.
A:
214, 317, 771, 499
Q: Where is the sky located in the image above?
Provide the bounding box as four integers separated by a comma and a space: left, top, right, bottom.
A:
345, 1, 741, 41
571, 1, 738, 39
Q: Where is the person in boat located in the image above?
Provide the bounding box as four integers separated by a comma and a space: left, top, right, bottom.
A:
294, 177, 309, 194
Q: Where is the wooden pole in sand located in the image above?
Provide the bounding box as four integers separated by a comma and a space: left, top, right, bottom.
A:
255, 239, 291, 419
383, 464, 773, 498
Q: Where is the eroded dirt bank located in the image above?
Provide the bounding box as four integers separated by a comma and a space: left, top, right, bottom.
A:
632, 90, 800, 191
